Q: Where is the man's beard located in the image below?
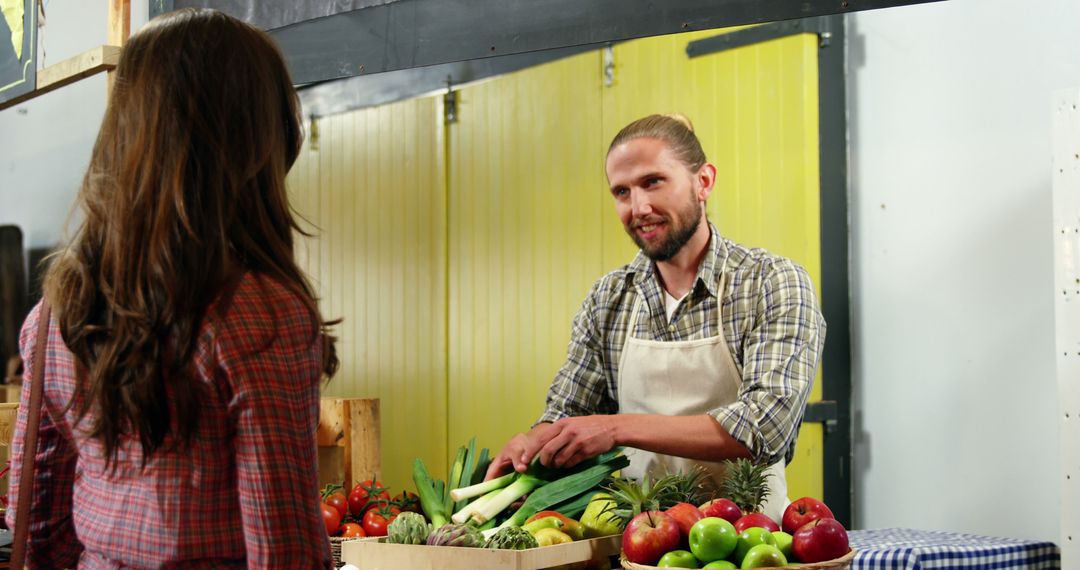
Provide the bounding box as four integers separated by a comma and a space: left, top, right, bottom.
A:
627, 198, 703, 262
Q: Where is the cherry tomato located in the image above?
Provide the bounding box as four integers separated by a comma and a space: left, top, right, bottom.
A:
340, 522, 366, 538
361, 507, 398, 537
320, 502, 341, 535
348, 479, 391, 516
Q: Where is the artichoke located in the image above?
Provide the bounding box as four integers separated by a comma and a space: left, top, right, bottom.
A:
386, 512, 432, 545
425, 523, 485, 548
483, 526, 539, 550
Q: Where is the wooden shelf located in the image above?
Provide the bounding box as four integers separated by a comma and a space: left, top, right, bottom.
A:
0, 45, 121, 111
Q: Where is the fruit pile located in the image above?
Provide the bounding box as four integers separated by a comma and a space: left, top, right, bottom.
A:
615, 460, 851, 568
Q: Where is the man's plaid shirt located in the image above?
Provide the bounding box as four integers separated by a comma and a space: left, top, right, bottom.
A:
537, 223, 826, 466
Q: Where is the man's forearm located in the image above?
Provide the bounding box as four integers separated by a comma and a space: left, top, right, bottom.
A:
613, 413, 752, 463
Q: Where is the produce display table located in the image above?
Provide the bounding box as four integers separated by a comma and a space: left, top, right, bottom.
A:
848, 528, 1060, 569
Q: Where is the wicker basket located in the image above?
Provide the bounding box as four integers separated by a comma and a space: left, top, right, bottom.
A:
330, 536, 362, 567
620, 548, 855, 570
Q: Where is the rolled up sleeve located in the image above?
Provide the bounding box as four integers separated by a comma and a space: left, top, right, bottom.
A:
711, 261, 826, 466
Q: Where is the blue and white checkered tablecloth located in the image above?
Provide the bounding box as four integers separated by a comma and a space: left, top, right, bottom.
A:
848, 528, 1061, 570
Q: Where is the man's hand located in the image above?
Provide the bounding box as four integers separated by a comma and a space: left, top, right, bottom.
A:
484, 422, 561, 480
535, 415, 618, 470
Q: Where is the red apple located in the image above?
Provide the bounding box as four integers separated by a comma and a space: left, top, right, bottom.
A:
699, 498, 742, 525
782, 496, 835, 534
792, 518, 850, 563
665, 502, 705, 539
733, 512, 780, 533
622, 511, 682, 565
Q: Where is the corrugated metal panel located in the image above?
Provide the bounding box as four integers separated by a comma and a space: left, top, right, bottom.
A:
287, 96, 448, 491
600, 29, 824, 498
446, 50, 609, 458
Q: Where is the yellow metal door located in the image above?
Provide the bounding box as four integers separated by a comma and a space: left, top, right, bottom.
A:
445, 50, 608, 458
288, 97, 449, 493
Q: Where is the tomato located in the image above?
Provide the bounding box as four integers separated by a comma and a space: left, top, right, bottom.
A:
320, 502, 342, 535
361, 506, 398, 537
348, 479, 390, 516
340, 522, 366, 538
324, 492, 348, 520
393, 491, 421, 514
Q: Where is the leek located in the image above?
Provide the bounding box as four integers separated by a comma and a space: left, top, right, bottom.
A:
468, 474, 547, 524
412, 458, 450, 528
454, 438, 479, 513
449, 471, 516, 503
498, 455, 630, 529
451, 487, 504, 524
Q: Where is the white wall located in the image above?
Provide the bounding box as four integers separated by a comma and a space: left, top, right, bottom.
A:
0, 0, 149, 250
849, 0, 1078, 543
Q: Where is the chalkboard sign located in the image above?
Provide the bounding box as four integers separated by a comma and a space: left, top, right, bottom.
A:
0, 0, 36, 105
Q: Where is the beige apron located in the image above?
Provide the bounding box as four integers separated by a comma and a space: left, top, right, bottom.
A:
616, 276, 789, 523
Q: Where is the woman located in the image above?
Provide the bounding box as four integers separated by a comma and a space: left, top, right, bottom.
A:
6, 9, 338, 568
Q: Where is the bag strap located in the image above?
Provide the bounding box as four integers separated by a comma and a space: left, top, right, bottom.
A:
11, 302, 52, 570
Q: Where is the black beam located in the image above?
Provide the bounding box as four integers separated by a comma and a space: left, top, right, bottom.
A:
270, 0, 943, 85
299, 43, 600, 118
816, 15, 854, 528
686, 18, 827, 58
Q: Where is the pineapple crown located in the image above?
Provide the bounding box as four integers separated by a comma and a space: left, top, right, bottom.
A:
719, 458, 773, 514
602, 468, 708, 526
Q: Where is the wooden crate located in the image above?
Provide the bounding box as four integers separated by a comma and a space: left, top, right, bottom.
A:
341, 535, 621, 570
317, 397, 380, 491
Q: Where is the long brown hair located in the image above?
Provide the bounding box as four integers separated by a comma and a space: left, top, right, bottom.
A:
43, 8, 337, 466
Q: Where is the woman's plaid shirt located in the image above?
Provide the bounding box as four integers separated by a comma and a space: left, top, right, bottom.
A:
537, 224, 827, 466
7, 273, 332, 569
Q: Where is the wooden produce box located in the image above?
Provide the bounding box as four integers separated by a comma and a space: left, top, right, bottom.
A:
341, 535, 621, 570
317, 397, 379, 491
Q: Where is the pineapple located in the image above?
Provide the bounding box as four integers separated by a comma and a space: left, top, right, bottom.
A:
668, 466, 711, 506
603, 473, 683, 527
719, 458, 772, 514
603, 467, 713, 526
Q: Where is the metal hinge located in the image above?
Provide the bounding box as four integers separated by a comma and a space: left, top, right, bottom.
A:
803, 400, 839, 433
444, 76, 458, 124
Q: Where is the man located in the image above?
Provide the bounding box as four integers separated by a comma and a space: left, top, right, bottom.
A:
486, 114, 826, 522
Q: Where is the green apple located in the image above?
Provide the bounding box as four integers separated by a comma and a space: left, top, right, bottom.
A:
733, 527, 776, 566
689, 517, 739, 563
702, 561, 737, 569
740, 543, 788, 569
657, 549, 701, 568
771, 530, 794, 559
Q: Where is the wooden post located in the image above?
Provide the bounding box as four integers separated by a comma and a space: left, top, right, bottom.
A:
106, 0, 130, 93
317, 398, 380, 491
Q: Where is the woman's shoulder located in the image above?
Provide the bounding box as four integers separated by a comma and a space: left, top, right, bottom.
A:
208, 272, 320, 358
